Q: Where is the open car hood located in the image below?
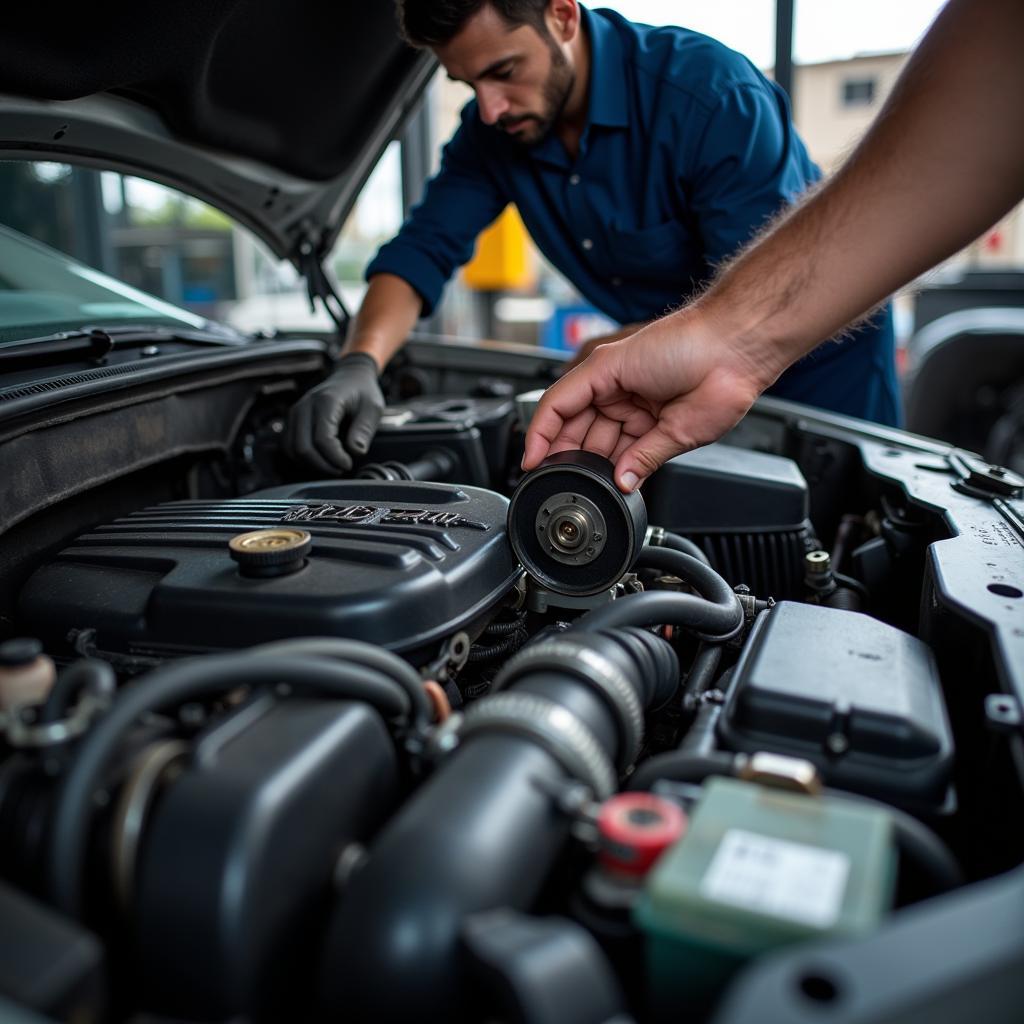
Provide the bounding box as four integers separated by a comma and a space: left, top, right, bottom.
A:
0, 2, 435, 262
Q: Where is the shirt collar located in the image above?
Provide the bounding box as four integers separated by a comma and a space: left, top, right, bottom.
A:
527, 7, 628, 167
583, 7, 629, 130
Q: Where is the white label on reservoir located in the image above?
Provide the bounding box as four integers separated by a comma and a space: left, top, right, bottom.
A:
700, 829, 850, 929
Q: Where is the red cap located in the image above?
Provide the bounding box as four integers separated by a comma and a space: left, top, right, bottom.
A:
597, 793, 687, 877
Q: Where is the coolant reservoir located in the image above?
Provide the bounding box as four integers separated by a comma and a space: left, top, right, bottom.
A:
634, 776, 896, 1013
0, 638, 55, 712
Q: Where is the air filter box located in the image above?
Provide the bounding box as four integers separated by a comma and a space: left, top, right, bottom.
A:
716, 602, 954, 813
644, 444, 813, 598
365, 397, 516, 488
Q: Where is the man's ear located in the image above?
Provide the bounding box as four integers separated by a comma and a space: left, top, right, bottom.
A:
545, 0, 580, 44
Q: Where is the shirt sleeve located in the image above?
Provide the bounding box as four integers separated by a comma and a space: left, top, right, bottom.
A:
689, 82, 819, 265
365, 108, 508, 317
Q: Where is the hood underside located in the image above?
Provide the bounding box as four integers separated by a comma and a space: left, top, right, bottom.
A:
0, 2, 435, 259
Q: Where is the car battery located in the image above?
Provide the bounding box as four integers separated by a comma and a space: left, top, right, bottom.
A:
634, 776, 896, 1017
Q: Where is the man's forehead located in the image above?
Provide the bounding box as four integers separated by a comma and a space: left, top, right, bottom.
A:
435, 5, 539, 81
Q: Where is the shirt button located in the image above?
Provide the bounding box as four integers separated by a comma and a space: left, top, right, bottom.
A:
581, 238, 594, 250
569, 173, 581, 186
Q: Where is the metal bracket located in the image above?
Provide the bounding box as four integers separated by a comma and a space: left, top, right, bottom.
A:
950, 450, 1024, 500
985, 693, 1023, 734
419, 631, 471, 685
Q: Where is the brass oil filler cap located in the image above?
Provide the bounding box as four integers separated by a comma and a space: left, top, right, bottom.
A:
228, 528, 312, 578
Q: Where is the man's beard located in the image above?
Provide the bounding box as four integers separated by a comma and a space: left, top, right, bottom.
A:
498, 43, 574, 146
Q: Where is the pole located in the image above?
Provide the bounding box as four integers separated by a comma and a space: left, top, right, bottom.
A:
775, 0, 796, 102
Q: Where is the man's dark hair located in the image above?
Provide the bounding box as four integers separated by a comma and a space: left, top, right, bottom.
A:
397, 0, 549, 48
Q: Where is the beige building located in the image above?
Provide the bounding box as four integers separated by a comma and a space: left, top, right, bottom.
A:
790, 52, 1024, 268
791, 52, 907, 171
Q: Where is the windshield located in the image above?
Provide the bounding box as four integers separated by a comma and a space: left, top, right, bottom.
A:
0, 223, 206, 344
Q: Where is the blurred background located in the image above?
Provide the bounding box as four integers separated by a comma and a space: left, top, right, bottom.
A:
2, 0, 1021, 419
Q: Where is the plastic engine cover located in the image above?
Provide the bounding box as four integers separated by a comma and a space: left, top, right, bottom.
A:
717, 602, 954, 811
17, 481, 519, 661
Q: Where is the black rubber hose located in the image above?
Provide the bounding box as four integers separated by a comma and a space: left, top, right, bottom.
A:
406, 449, 458, 481
571, 547, 742, 638
626, 751, 735, 791
824, 788, 964, 894
655, 529, 711, 567
570, 591, 741, 638
246, 637, 432, 731
625, 749, 963, 895
606, 628, 680, 710
682, 644, 723, 701
467, 632, 526, 663
49, 654, 410, 918
483, 618, 528, 637
626, 704, 731, 791
636, 546, 734, 601
37, 659, 116, 724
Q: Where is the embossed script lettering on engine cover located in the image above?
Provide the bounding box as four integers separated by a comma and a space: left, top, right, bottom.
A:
281, 503, 489, 531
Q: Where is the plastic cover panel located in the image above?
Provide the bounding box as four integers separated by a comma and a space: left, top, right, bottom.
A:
17, 481, 519, 660
645, 443, 809, 533
717, 602, 954, 810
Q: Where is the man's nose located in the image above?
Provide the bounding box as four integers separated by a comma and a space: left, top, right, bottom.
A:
476, 85, 510, 125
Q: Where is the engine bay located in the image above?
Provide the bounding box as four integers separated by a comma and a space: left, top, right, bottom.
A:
2, 343, 1024, 1024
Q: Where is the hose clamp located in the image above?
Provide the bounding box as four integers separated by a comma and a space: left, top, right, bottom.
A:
645, 526, 667, 547
458, 692, 617, 800
110, 739, 190, 916
493, 640, 644, 770
3, 692, 110, 749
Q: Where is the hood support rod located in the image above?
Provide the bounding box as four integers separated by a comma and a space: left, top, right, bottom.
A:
297, 235, 350, 342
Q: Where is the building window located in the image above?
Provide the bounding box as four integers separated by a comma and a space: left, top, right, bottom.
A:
841, 78, 877, 107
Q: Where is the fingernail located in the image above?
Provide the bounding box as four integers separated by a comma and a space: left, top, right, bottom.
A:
621, 471, 639, 492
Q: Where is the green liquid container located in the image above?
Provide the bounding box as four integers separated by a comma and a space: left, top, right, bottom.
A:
634, 777, 896, 1014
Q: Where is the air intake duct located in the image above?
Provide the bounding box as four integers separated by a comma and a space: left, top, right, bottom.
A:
317, 629, 678, 1021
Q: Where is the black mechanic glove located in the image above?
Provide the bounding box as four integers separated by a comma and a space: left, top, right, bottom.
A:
287, 352, 385, 474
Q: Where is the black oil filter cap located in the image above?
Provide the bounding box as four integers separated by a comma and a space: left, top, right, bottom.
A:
509, 451, 647, 596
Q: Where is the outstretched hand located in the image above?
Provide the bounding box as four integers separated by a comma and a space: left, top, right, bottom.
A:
523, 309, 773, 492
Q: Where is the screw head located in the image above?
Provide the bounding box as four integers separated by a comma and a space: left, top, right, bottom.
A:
825, 733, 849, 755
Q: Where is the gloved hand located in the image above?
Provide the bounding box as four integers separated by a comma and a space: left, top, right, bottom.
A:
287, 352, 385, 474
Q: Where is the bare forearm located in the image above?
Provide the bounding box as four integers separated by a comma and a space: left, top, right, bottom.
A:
342, 273, 423, 372
693, 0, 1024, 384
599, 321, 647, 343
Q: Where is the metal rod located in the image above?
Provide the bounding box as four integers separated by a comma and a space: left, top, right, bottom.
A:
774, 0, 796, 102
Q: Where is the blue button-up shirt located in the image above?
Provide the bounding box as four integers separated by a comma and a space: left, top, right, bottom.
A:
368, 6, 901, 426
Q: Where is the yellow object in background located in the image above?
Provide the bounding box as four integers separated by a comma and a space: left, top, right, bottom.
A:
462, 205, 536, 291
